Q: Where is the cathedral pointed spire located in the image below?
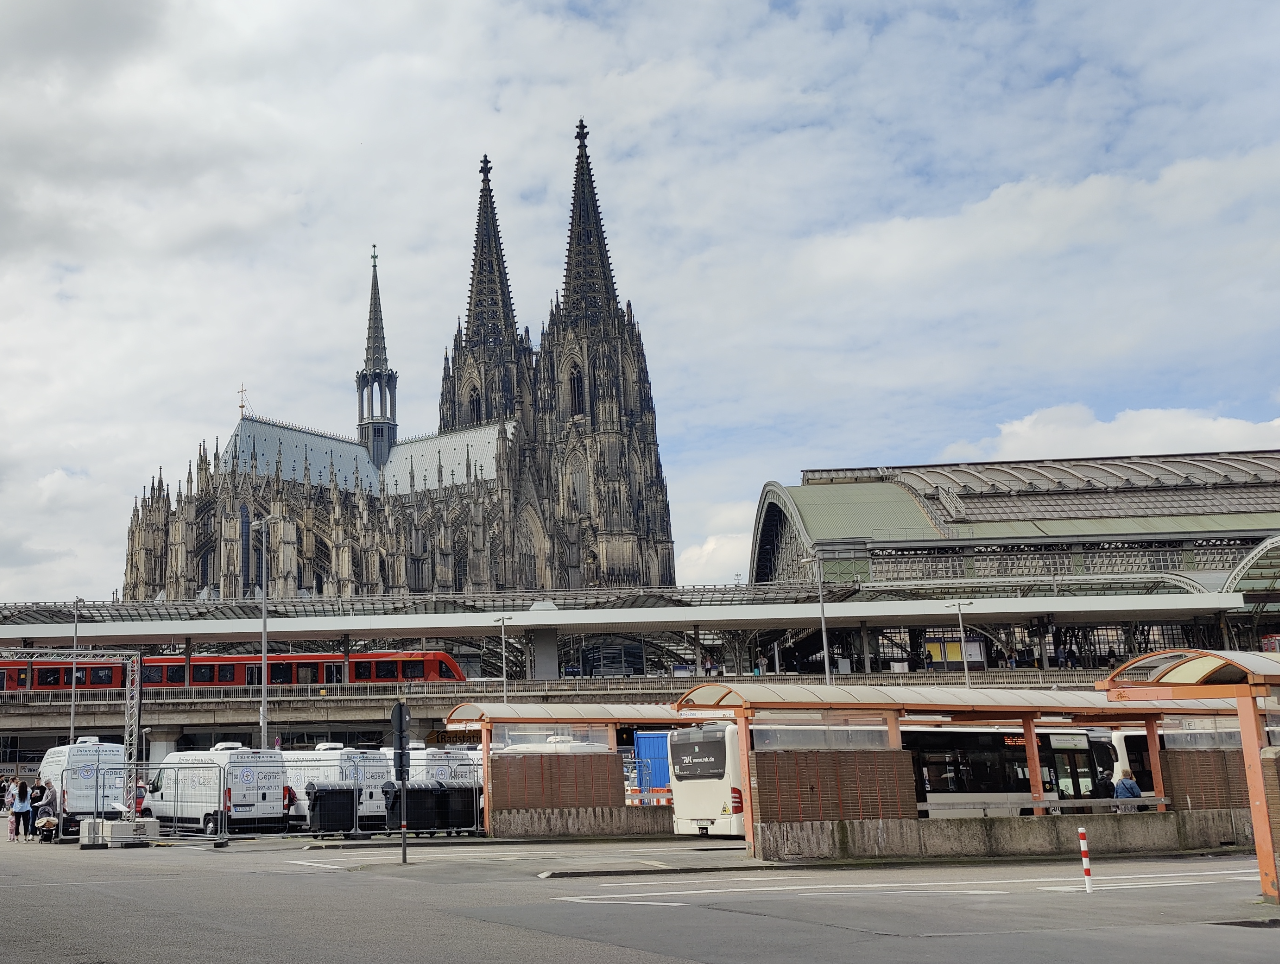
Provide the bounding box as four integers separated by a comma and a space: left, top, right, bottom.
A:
464, 155, 517, 342
356, 245, 398, 467
364, 245, 389, 371
562, 119, 618, 320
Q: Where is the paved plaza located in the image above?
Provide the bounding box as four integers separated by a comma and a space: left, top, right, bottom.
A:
1, 835, 1276, 963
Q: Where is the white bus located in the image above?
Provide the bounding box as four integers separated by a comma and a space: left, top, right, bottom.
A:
283, 744, 393, 829
141, 743, 290, 835
668, 724, 745, 837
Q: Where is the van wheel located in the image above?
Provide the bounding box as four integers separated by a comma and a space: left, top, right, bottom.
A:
203, 815, 219, 836
140, 809, 152, 819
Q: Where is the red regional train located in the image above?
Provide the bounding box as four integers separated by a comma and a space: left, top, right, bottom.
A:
0, 650, 465, 691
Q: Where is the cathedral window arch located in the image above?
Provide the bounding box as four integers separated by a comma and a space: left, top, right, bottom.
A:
568, 364, 584, 417
373, 381, 381, 417
468, 385, 482, 424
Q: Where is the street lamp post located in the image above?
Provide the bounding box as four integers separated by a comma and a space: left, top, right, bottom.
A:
946, 601, 975, 688
250, 517, 274, 749
800, 554, 832, 685
69, 596, 84, 742
495, 616, 513, 704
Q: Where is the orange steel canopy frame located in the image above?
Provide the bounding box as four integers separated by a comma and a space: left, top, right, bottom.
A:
674, 682, 1241, 855
1098, 649, 1280, 904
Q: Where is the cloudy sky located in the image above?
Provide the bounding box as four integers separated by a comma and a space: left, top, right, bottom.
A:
2, 1, 1279, 600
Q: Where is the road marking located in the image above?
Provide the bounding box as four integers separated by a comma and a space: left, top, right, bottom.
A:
600, 876, 810, 887
287, 860, 343, 870
799, 890, 1009, 897
553, 866, 1259, 904
1039, 880, 1244, 893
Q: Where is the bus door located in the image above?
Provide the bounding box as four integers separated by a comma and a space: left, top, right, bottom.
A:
1048, 734, 1095, 798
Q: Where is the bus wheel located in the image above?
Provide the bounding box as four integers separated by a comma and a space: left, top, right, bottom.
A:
203, 815, 219, 836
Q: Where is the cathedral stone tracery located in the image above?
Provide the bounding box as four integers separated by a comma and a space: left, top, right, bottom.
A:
123, 123, 675, 601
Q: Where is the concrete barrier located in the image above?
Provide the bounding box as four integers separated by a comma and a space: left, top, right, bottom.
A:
490, 805, 673, 838
752, 809, 1254, 861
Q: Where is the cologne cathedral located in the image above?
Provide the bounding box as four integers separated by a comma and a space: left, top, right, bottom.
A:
123, 123, 675, 601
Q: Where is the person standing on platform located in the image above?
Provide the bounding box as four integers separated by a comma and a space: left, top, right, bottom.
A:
11, 781, 31, 842
1114, 768, 1142, 812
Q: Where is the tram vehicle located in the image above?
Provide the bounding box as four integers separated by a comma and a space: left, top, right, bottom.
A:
0, 650, 465, 691
668, 723, 1144, 836
282, 744, 393, 830
38, 738, 128, 837
141, 743, 290, 835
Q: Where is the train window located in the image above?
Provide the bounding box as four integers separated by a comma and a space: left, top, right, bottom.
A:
353, 661, 372, 680
218, 664, 236, 683
37, 668, 60, 687
62, 667, 87, 686
438, 660, 456, 680
90, 667, 114, 686
270, 663, 292, 685
142, 666, 162, 684
245, 665, 261, 686
192, 665, 214, 683
401, 660, 425, 679
375, 660, 398, 680
296, 663, 320, 685
166, 665, 186, 685
325, 664, 343, 683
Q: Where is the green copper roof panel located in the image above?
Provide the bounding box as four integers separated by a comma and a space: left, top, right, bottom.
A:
786, 483, 941, 541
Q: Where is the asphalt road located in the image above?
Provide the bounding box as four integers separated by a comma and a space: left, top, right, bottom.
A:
1, 835, 1276, 964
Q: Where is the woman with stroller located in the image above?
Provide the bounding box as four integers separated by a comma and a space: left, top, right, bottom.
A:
11, 781, 32, 842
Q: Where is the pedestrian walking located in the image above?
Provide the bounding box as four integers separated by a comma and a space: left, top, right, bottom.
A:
925, 651, 934, 672
1114, 768, 1142, 813
41, 780, 58, 816
11, 781, 32, 842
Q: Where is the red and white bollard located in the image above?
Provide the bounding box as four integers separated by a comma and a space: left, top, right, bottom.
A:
1078, 827, 1093, 894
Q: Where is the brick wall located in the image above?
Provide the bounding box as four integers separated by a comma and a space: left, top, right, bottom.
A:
1160, 749, 1250, 810
750, 750, 917, 823
488, 752, 623, 811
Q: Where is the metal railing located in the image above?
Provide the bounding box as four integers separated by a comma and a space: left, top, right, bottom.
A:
0, 669, 1113, 707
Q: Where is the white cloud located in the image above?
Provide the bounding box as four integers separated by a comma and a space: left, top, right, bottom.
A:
677, 533, 752, 587
2, 2, 1280, 598
943, 404, 1280, 463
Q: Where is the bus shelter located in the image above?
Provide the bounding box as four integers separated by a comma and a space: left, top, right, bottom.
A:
444, 702, 679, 834
1097, 650, 1280, 904
674, 682, 1240, 853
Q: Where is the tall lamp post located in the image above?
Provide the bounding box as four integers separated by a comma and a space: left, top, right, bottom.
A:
495, 615, 513, 704
249, 516, 275, 749
69, 596, 84, 742
799, 554, 832, 685
946, 601, 975, 689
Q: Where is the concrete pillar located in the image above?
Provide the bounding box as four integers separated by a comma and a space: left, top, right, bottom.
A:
529, 628, 558, 681
147, 726, 183, 765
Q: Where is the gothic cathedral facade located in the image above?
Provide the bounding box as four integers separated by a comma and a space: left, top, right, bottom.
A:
123, 123, 676, 601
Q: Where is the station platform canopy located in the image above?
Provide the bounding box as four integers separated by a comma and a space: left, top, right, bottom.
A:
446, 702, 679, 726
674, 681, 1240, 724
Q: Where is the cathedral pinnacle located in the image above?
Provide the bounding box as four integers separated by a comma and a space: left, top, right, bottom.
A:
363, 246, 389, 372
562, 118, 618, 320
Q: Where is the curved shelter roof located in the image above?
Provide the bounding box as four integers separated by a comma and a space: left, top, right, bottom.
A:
675, 682, 1236, 719
1100, 648, 1280, 692
446, 702, 679, 725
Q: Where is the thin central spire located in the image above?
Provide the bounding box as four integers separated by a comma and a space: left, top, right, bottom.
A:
465, 154, 516, 342
563, 119, 618, 318
364, 245, 388, 371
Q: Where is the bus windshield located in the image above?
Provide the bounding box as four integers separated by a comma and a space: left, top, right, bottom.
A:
670, 726, 727, 781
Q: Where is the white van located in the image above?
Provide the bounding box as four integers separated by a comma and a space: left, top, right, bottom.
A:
283, 744, 393, 829
39, 738, 128, 833
141, 743, 290, 835
381, 745, 483, 787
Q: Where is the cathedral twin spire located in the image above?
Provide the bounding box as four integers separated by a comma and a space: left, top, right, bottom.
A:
356, 245, 397, 467
562, 120, 619, 320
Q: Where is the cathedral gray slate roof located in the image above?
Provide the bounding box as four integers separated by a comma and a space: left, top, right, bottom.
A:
221, 415, 512, 493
